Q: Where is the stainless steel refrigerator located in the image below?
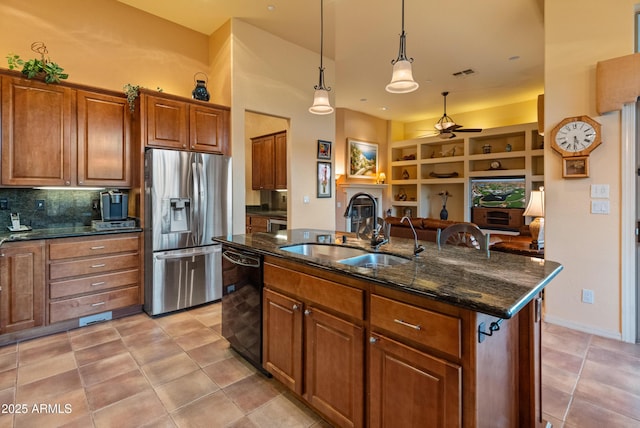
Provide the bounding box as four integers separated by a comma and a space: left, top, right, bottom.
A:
144, 148, 232, 316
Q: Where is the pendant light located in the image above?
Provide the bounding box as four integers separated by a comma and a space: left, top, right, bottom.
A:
386, 0, 419, 94
309, 0, 334, 114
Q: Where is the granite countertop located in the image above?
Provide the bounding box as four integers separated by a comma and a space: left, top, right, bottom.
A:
0, 226, 142, 245
245, 208, 287, 219
214, 229, 563, 319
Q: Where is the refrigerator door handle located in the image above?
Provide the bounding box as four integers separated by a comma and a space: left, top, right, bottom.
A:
191, 158, 200, 245
155, 245, 221, 260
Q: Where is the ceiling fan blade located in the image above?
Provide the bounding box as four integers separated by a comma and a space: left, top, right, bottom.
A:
455, 128, 483, 133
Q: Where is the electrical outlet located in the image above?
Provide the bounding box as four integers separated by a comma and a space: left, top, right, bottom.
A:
582, 289, 594, 304
0, 198, 8, 210
35, 199, 45, 211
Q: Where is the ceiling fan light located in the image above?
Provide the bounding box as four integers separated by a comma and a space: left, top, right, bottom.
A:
309, 88, 334, 115
435, 117, 456, 130
386, 60, 419, 93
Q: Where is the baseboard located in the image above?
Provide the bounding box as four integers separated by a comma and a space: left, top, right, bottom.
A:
543, 314, 623, 341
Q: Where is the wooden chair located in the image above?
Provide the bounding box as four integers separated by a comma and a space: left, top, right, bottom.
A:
437, 223, 490, 252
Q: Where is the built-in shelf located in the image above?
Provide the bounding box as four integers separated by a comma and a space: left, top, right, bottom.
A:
387, 122, 543, 221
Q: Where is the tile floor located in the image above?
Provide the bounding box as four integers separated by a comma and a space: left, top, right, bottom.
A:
0, 302, 638, 427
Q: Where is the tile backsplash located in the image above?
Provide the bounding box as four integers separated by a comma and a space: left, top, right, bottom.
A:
0, 188, 108, 230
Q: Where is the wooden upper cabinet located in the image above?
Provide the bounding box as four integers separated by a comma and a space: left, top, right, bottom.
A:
252, 135, 275, 190
274, 131, 287, 189
190, 104, 229, 154
251, 130, 286, 190
1, 76, 74, 186
142, 91, 230, 155
145, 94, 189, 149
77, 90, 131, 187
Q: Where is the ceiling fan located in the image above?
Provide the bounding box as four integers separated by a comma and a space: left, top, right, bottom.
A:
421, 91, 483, 139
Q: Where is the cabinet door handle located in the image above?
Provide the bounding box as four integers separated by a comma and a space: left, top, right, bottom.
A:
91, 281, 106, 287
90, 246, 105, 250
292, 304, 299, 311
90, 264, 106, 268
91, 302, 105, 307
369, 336, 378, 344
304, 309, 312, 316
393, 318, 422, 330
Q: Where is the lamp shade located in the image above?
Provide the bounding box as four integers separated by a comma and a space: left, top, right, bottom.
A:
523, 188, 545, 218
386, 60, 419, 93
309, 89, 334, 115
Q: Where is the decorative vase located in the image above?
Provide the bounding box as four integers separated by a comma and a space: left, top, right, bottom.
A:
192, 72, 210, 101
440, 205, 448, 220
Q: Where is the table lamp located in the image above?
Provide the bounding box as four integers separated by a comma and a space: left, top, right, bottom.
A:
377, 172, 386, 184
523, 187, 545, 250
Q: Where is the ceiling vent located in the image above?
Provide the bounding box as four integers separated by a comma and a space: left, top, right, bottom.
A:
452, 68, 476, 78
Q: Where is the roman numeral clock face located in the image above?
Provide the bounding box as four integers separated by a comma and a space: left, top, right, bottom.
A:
550, 115, 602, 157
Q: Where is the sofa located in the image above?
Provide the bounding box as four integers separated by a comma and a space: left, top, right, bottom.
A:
385, 216, 532, 246
385, 216, 466, 243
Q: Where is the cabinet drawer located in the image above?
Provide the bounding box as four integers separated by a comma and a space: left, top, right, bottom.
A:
49, 286, 139, 323
49, 235, 139, 260
49, 254, 139, 280
50, 269, 139, 299
370, 295, 461, 358
264, 263, 364, 320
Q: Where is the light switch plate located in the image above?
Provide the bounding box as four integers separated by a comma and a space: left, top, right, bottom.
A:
591, 200, 610, 214
590, 184, 610, 199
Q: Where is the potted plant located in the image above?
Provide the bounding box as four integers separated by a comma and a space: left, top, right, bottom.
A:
6, 42, 68, 84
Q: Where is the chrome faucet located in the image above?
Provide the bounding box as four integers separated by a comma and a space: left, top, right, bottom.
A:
344, 192, 388, 249
400, 216, 425, 256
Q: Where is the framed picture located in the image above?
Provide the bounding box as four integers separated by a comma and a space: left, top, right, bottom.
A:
563, 156, 589, 178
317, 161, 332, 198
347, 138, 378, 179
317, 140, 331, 159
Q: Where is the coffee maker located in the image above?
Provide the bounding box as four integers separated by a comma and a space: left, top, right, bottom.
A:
92, 190, 135, 230
100, 189, 129, 221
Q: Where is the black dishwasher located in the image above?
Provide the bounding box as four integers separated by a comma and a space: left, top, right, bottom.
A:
221, 245, 269, 375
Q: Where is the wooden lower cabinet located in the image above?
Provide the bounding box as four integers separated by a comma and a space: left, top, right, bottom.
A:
263, 262, 365, 428
47, 233, 142, 324
305, 306, 364, 428
368, 333, 461, 428
0, 240, 45, 334
263, 288, 303, 393
262, 258, 543, 428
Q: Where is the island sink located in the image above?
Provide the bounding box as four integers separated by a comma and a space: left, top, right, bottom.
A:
337, 252, 410, 268
280, 243, 369, 260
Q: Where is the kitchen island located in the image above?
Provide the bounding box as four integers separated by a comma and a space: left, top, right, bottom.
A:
215, 229, 562, 428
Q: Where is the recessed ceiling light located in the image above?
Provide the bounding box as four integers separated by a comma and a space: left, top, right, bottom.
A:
380, 106, 389, 111
360, 98, 368, 102
267, 5, 276, 11
509, 55, 520, 61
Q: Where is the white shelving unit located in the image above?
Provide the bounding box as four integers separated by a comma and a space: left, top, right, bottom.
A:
387, 122, 543, 221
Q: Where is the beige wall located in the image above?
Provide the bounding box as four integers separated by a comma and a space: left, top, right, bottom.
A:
544, 0, 637, 339
230, 19, 336, 232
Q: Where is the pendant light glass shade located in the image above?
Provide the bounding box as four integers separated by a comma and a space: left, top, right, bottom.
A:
309, 0, 333, 114
386, 59, 419, 93
386, 0, 418, 94
309, 87, 333, 115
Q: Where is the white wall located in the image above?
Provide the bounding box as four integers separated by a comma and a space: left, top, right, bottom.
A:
544, 0, 637, 339
230, 19, 336, 234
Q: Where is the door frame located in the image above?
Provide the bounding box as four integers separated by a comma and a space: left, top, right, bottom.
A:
622, 102, 636, 343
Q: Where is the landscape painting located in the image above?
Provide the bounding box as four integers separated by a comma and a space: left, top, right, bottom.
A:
471, 177, 526, 208
348, 138, 378, 179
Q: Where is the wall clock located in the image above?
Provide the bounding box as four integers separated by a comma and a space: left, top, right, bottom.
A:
550, 115, 602, 158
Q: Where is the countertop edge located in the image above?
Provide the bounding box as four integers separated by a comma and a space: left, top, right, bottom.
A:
215, 232, 563, 319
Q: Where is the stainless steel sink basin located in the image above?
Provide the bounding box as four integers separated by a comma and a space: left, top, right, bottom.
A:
280, 243, 370, 260
337, 253, 411, 268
